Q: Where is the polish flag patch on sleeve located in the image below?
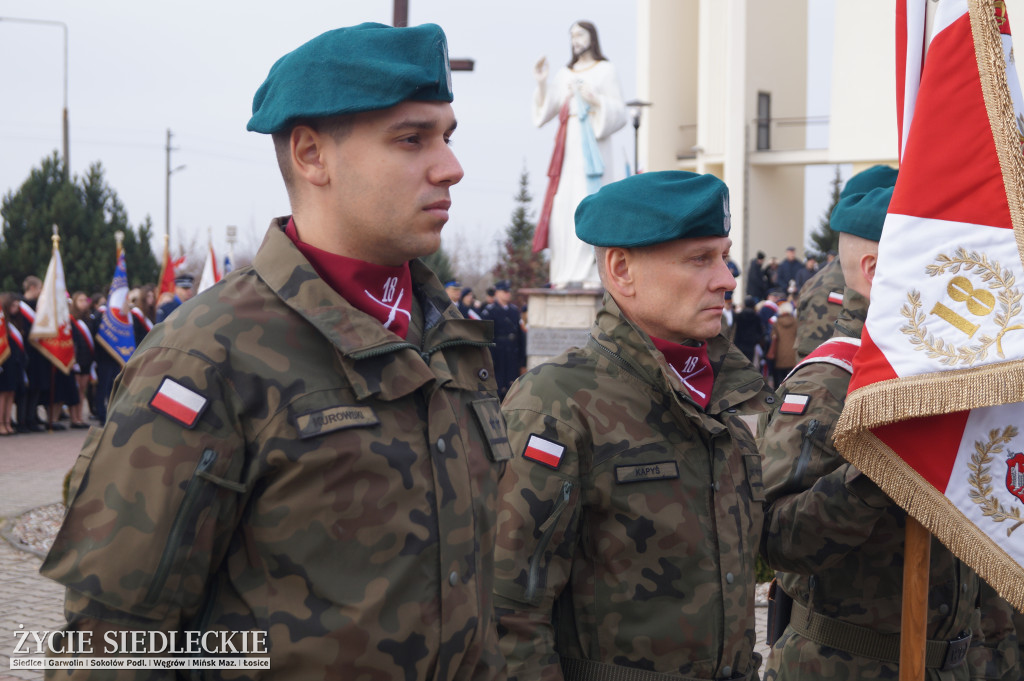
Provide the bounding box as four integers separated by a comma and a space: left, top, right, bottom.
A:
149, 377, 209, 428
779, 393, 811, 415
522, 434, 566, 469
827, 291, 844, 305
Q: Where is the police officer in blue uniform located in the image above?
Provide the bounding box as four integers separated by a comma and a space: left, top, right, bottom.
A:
480, 279, 526, 398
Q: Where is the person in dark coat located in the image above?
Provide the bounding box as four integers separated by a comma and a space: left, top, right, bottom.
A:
745, 251, 769, 302
480, 279, 526, 399
732, 295, 765, 363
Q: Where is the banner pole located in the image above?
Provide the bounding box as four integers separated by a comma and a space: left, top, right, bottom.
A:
899, 516, 930, 681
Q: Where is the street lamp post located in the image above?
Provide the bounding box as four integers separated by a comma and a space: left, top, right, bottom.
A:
625, 100, 651, 175
0, 17, 70, 178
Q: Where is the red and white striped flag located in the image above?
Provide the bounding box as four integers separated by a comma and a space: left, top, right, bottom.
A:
197, 239, 221, 293
836, 0, 1024, 610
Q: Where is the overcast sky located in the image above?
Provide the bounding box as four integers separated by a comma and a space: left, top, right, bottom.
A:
0, 0, 642, 275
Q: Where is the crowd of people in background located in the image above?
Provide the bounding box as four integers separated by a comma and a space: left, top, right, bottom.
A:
0, 273, 195, 435
1, 268, 532, 434
1, 242, 824, 436
726, 245, 838, 388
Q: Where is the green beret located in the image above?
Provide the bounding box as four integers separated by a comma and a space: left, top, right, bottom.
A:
831, 186, 894, 242
248, 22, 453, 134
575, 171, 730, 247
841, 165, 898, 199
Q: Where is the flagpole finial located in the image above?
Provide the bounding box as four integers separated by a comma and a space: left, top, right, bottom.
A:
51, 225, 60, 249
115, 230, 124, 247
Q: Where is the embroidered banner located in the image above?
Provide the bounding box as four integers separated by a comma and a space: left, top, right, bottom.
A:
835, 0, 1024, 611
28, 228, 74, 375
97, 249, 136, 367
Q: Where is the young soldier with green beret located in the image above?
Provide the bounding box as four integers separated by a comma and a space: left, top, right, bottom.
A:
758, 183, 980, 679
42, 23, 508, 679
493, 171, 776, 681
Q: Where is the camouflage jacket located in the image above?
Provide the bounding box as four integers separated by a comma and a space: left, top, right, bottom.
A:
759, 289, 980, 680
793, 258, 845, 362
493, 294, 776, 680
969, 584, 1020, 681
42, 219, 510, 680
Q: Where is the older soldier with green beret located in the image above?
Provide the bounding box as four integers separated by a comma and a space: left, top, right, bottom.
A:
758, 183, 980, 680
793, 164, 898, 362
42, 23, 508, 680
493, 171, 776, 681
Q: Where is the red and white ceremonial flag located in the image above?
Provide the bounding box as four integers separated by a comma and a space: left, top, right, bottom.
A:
28, 227, 75, 375
835, 0, 1024, 611
197, 239, 221, 293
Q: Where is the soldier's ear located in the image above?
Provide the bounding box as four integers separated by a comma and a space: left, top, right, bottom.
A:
603, 247, 636, 298
861, 251, 878, 286
291, 125, 329, 188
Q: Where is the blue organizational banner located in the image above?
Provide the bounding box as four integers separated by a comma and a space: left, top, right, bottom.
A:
96, 251, 136, 367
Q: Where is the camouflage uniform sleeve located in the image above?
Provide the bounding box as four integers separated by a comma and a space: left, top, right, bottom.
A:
493, 398, 585, 681
757, 364, 890, 576
968, 583, 1021, 681
41, 345, 248, 678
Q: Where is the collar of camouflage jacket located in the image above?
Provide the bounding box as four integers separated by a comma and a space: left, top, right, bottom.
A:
253, 218, 494, 400
594, 294, 773, 416
833, 287, 869, 340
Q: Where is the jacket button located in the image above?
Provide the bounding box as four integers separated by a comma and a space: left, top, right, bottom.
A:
478, 368, 489, 380
721, 666, 732, 678
449, 571, 458, 586
939, 604, 950, 615
726, 572, 734, 584
436, 438, 447, 453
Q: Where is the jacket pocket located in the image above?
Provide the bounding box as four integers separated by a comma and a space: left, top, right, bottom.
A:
141, 449, 246, 610
44, 442, 248, 621
524, 480, 577, 605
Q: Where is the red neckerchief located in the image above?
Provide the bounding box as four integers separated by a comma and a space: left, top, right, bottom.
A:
651, 336, 714, 409
285, 218, 412, 339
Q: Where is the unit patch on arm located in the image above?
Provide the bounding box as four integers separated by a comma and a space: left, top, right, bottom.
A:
149, 377, 209, 428
522, 434, 566, 469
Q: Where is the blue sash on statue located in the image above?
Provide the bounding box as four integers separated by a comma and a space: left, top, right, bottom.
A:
576, 91, 604, 195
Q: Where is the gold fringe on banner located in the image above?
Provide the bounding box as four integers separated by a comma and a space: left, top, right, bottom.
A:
836, 359, 1024, 441
841, 430, 1024, 613
969, 0, 1024, 261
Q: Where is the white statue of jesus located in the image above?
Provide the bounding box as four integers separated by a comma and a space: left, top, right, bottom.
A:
533, 21, 627, 289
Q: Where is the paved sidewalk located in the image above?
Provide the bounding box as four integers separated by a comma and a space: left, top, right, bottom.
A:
0, 427, 87, 681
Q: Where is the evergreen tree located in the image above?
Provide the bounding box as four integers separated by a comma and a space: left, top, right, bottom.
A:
0, 153, 159, 293
805, 165, 843, 262
492, 167, 547, 304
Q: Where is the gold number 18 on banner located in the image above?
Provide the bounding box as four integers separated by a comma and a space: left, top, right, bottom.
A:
929, 276, 996, 338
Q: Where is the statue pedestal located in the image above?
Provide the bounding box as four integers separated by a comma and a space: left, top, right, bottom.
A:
523, 288, 604, 369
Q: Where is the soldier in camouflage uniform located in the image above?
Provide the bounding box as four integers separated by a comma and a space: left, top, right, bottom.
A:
793, 165, 897, 363
493, 171, 776, 681
792, 257, 845, 362
759, 182, 980, 680
42, 23, 508, 680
